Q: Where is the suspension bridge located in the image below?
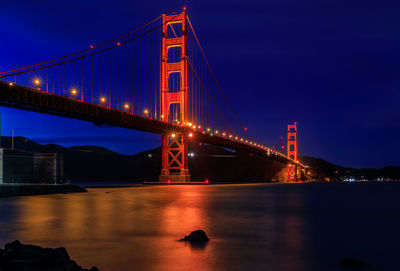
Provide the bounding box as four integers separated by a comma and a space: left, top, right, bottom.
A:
0, 8, 306, 182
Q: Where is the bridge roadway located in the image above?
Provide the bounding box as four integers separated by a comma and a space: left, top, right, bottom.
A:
0, 81, 303, 167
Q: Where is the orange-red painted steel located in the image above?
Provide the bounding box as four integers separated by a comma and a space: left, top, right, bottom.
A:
287, 122, 298, 181
160, 10, 190, 182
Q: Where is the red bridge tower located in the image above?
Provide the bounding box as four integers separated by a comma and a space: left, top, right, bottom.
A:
159, 10, 190, 182
287, 122, 298, 181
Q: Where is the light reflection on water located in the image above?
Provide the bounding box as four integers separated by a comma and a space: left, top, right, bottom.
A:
2, 182, 399, 270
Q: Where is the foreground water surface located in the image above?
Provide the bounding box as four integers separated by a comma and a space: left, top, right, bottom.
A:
1, 182, 400, 271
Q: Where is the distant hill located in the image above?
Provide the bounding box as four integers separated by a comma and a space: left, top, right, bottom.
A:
302, 156, 400, 181
0, 137, 286, 182
0, 136, 398, 182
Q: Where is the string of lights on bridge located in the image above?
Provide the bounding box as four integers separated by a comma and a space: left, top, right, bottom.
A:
8, 78, 303, 168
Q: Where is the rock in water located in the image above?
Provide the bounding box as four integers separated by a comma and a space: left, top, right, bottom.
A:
340, 258, 368, 269
0, 240, 98, 271
181, 230, 209, 243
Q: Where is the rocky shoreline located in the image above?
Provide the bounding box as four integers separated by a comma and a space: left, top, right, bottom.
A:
0, 184, 87, 197
0, 240, 98, 271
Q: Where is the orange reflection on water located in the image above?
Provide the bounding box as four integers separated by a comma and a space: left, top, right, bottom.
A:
152, 186, 214, 271
2, 184, 312, 271
6, 186, 216, 271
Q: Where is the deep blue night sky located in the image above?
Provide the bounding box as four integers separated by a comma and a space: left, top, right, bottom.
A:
0, 0, 399, 168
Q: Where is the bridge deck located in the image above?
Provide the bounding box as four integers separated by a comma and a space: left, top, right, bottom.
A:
0, 81, 299, 166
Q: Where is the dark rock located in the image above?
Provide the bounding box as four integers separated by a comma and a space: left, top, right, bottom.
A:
181, 230, 209, 243
0, 240, 98, 271
340, 258, 368, 269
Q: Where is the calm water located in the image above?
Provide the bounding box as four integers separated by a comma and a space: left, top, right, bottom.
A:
1, 182, 400, 271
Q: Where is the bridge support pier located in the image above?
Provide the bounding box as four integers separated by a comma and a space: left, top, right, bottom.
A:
159, 134, 190, 183
287, 164, 298, 182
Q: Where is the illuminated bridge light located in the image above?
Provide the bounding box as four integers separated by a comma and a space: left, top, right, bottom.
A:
124, 103, 130, 110
222, 132, 226, 136
240, 138, 243, 142
188, 133, 193, 137
171, 133, 176, 138
229, 134, 232, 138
90, 45, 95, 49
192, 125, 196, 129
34, 79, 41, 85
215, 130, 219, 134
207, 128, 211, 132
71, 89, 78, 96
235, 136, 238, 140
143, 108, 149, 115
198, 125, 201, 129
100, 97, 106, 103
8, 82, 13, 86
161, 114, 164, 119
187, 122, 192, 127
117, 42, 121, 46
